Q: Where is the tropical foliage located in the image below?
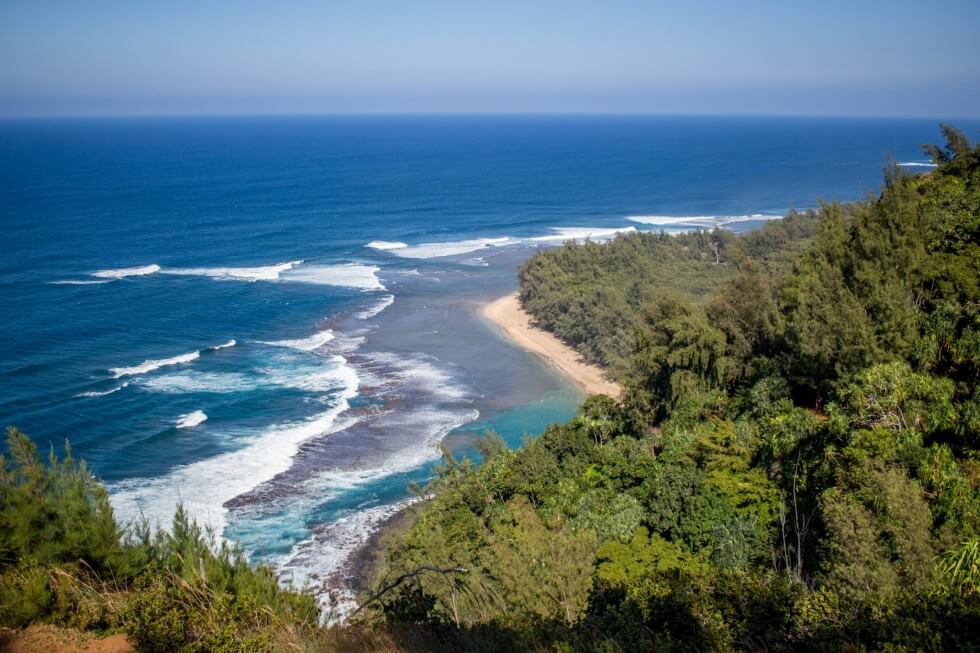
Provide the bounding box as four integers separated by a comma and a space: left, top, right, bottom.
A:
368, 126, 980, 651
0, 427, 319, 651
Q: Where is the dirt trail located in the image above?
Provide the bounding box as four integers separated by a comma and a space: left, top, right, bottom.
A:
1, 625, 134, 653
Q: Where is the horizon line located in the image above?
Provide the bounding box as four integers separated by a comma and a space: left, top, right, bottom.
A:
2, 110, 979, 122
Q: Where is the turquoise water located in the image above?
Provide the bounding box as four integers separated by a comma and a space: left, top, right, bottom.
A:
2, 115, 970, 606
452, 385, 585, 454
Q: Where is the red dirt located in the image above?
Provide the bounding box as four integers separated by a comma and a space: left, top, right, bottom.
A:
0, 625, 134, 653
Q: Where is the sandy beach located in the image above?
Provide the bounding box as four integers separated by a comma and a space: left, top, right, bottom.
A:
482, 294, 622, 399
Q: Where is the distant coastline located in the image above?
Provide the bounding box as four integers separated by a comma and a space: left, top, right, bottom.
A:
482, 294, 622, 398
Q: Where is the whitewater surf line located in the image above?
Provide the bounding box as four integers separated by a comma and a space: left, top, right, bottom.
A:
82, 261, 386, 291
109, 355, 361, 535
365, 226, 637, 259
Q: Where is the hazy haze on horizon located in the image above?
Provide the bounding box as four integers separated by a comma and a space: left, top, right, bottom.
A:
1, 0, 979, 118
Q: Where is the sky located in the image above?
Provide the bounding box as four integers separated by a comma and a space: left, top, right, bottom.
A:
1, 0, 979, 118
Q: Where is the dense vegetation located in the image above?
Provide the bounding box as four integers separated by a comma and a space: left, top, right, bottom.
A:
368, 126, 980, 651
518, 209, 822, 373
2, 127, 977, 652
0, 428, 321, 651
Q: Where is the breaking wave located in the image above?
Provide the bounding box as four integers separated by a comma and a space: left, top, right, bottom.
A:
528, 226, 635, 243
91, 264, 162, 279
369, 236, 514, 259
110, 351, 201, 378
279, 264, 385, 291
364, 227, 636, 260
79, 261, 385, 291
176, 410, 208, 428
259, 329, 335, 352
109, 356, 360, 534
76, 382, 129, 398
356, 294, 394, 320
163, 260, 304, 282
627, 214, 784, 228
366, 241, 408, 251
110, 339, 235, 378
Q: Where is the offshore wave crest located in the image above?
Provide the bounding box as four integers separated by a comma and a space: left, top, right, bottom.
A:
365, 240, 407, 251
110, 351, 201, 378
365, 226, 635, 260
92, 264, 162, 279
110, 339, 236, 378
627, 214, 784, 227
51, 279, 116, 286
76, 382, 129, 398
73, 261, 385, 291
163, 260, 304, 282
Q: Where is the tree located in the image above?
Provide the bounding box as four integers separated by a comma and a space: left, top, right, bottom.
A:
491, 496, 596, 626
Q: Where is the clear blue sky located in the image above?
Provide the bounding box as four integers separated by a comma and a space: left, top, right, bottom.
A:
2, 0, 979, 118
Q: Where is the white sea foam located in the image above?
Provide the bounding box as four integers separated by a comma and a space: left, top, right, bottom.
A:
91, 260, 385, 291
375, 236, 515, 259
92, 264, 162, 279
366, 240, 408, 251
277, 500, 415, 620
210, 339, 237, 351
629, 215, 723, 225
137, 371, 255, 394
139, 365, 346, 395
280, 264, 385, 291
163, 260, 304, 282
110, 350, 201, 378
259, 329, 335, 352
366, 351, 475, 400
897, 161, 939, 168
209, 348, 479, 615
366, 227, 637, 260
269, 400, 478, 617
628, 214, 783, 227
529, 226, 636, 243
327, 333, 366, 354
109, 356, 360, 534
76, 382, 129, 398
259, 365, 357, 393
356, 294, 394, 319
176, 410, 208, 429
369, 406, 481, 469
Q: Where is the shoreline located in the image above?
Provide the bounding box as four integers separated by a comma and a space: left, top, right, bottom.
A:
481, 294, 622, 399
340, 292, 620, 607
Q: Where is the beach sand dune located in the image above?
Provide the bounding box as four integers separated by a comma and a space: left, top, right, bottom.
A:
482, 294, 622, 399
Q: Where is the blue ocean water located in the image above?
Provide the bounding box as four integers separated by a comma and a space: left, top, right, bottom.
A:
1, 115, 970, 609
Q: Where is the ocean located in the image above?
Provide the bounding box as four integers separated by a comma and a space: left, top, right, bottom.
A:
0, 114, 967, 610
